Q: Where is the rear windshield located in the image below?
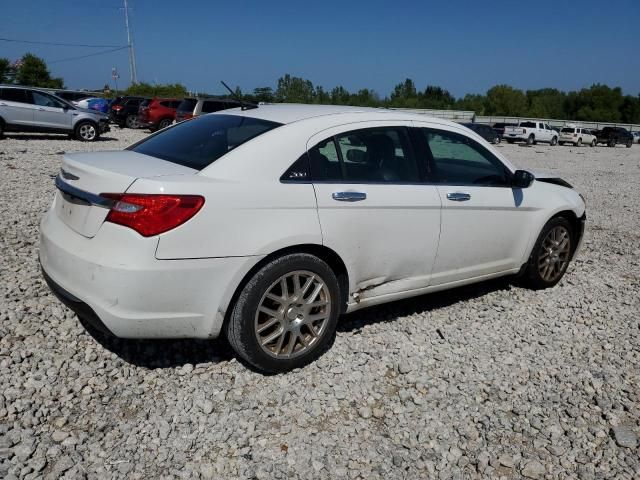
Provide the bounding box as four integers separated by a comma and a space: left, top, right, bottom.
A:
177, 98, 197, 112
561, 128, 575, 133
128, 114, 282, 170
520, 122, 536, 128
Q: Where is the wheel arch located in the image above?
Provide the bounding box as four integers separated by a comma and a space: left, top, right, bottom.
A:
220, 243, 350, 336
545, 209, 585, 259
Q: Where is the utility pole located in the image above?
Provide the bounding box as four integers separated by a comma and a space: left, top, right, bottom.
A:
123, 0, 138, 84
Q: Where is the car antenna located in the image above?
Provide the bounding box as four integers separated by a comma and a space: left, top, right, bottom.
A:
220, 81, 257, 111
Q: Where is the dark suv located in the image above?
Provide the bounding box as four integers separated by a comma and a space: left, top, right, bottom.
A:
109, 96, 148, 128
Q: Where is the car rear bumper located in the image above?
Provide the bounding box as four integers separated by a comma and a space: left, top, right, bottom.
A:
39, 205, 259, 339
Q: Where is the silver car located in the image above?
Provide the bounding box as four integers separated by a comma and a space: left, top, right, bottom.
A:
0, 85, 110, 141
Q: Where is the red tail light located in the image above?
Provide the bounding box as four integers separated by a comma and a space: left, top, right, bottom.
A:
112, 105, 123, 111
101, 194, 205, 237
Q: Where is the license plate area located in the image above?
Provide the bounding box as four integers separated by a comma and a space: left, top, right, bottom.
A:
55, 191, 109, 238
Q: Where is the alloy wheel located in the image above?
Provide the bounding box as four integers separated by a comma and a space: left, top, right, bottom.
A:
79, 124, 96, 141
537, 226, 571, 282
254, 270, 331, 359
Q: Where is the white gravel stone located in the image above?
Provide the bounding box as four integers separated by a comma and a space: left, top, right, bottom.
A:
0, 129, 639, 478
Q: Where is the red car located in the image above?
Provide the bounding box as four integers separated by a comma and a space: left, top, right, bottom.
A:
137, 98, 181, 131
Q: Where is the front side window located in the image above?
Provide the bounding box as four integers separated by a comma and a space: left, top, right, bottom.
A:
32, 91, 66, 109
308, 127, 420, 183
421, 129, 510, 186
129, 114, 281, 170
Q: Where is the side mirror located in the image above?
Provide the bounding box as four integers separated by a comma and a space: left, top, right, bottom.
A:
512, 169, 535, 188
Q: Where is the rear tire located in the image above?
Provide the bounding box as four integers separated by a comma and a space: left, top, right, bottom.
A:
590, 139, 596, 147
507, 139, 514, 144
125, 115, 139, 129
577, 138, 582, 147
626, 140, 632, 148
158, 118, 173, 130
609, 139, 616, 147
559, 141, 564, 146
521, 217, 574, 290
526, 135, 535, 146
0, 120, 4, 139
225, 253, 341, 373
74, 121, 99, 142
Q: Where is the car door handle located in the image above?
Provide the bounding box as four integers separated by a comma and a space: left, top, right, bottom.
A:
446, 192, 471, 202
332, 191, 367, 202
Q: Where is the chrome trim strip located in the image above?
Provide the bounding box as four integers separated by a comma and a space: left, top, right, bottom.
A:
54, 175, 114, 208
332, 191, 367, 202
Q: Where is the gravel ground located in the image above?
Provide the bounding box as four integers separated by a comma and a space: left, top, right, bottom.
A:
0, 128, 639, 479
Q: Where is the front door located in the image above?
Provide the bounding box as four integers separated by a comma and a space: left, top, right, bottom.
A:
416, 126, 534, 285
310, 123, 442, 301
30, 91, 72, 130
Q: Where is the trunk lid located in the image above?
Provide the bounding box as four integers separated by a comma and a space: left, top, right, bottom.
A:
55, 151, 197, 238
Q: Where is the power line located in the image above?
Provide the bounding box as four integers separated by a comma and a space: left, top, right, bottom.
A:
49, 46, 128, 64
0, 37, 125, 48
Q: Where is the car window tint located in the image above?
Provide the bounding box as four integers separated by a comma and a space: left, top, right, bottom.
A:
341, 128, 419, 183
308, 138, 342, 181
129, 114, 281, 170
177, 98, 197, 112
32, 91, 65, 108
0, 88, 28, 103
520, 121, 536, 128
281, 154, 311, 182
421, 129, 509, 186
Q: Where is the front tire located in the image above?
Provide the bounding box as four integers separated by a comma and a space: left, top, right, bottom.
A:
550, 136, 558, 146
0, 120, 4, 139
74, 121, 99, 142
626, 140, 632, 148
225, 253, 341, 373
158, 118, 173, 130
521, 217, 574, 290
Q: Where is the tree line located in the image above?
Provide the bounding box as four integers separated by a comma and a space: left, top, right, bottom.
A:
2, 53, 638, 124
246, 75, 640, 124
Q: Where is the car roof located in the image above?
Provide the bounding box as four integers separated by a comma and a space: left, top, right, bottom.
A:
215, 103, 453, 126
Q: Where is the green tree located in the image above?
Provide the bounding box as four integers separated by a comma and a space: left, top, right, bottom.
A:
485, 85, 528, 116
455, 93, 486, 114
0, 58, 12, 83
419, 86, 455, 109
14, 53, 64, 88
351, 88, 380, 107
620, 95, 640, 124
525, 88, 566, 118
275, 74, 315, 103
125, 82, 188, 98
253, 87, 274, 103
330, 86, 351, 105
389, 78, 418, 107
314, 86, 330, 104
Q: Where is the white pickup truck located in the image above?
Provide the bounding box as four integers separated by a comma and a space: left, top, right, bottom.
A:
503, 121, 559, 146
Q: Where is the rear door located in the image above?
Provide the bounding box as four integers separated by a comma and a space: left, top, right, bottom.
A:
417, 126, 534, 285
31, 91, 72, 130
0, 88, 34, 127
310, 123, 442, 300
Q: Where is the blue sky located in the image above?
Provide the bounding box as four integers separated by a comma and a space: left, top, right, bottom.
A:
2, 0, 638, 97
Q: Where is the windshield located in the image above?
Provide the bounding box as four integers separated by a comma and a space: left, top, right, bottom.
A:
128, 114, 281, 170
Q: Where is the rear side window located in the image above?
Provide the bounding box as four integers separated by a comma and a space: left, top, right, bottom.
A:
0, 88, 29, 103
129, 114, 281, 170
202, 100, 232, 113
308, 127, 420, 183
177, 99, 197, 112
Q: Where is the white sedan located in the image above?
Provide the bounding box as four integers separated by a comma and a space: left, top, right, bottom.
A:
40, 105, 587, 373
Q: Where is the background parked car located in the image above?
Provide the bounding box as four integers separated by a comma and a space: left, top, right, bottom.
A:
55, 90, 95, 104
0, 85, 109, 141
504, 121, 559, 145
492, 122, 516, 140
175, 97, 243, 122
593, 126, 634, 147
75, 97, 109, 114
138, 98, 181, 131
559, 126, 597, 146
109, 96, 148, 128
633, 131, 640, 144
462, 122, 500, 143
